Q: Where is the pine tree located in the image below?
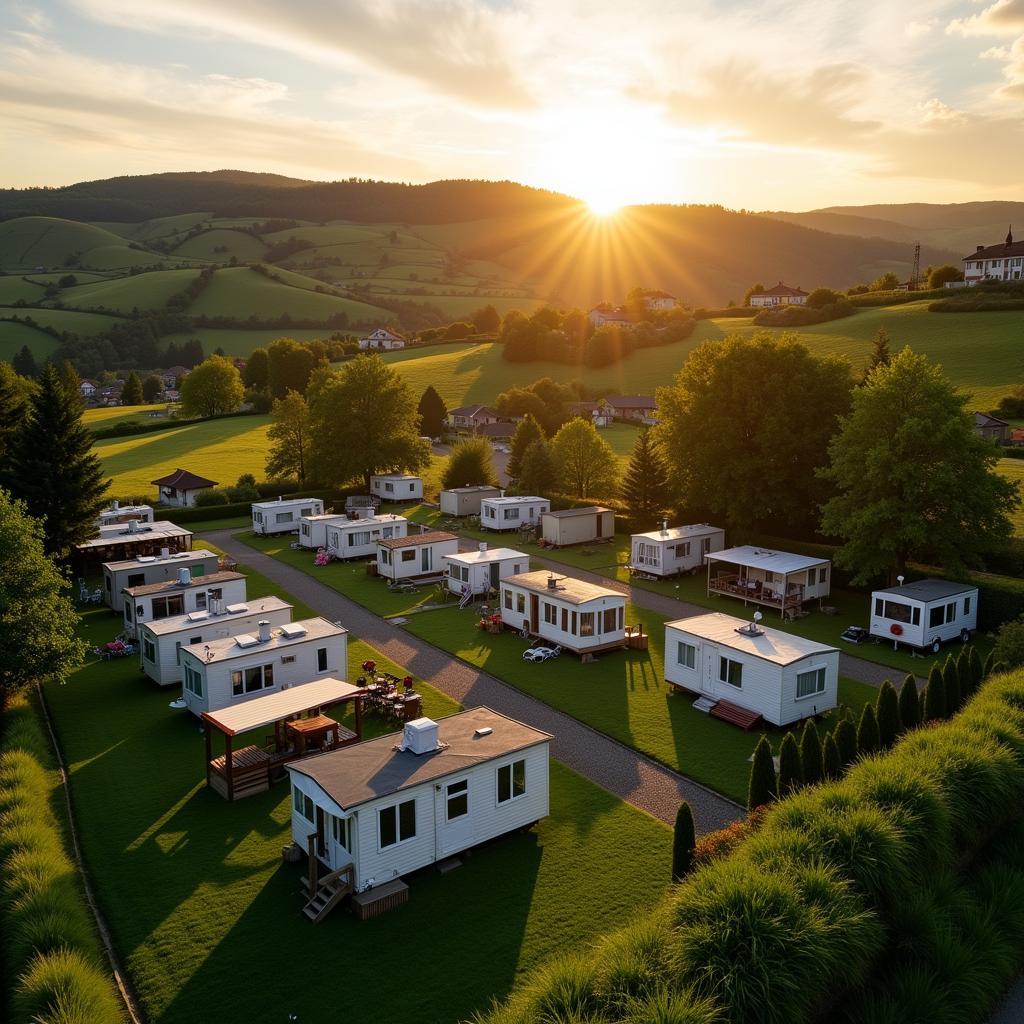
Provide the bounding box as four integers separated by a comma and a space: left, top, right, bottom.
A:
519, 438, 558, 495
942, 654, 961, 715
967, 647, 983, 694
861, 328, 891, 384
0, 365, 109, 557
142, 375, 163, 403
924, 663, 945, 720
121, 371, 143, 406
747, 735, 777, 810
822, 733, 842, 780
982, 650, 995, 681
416, 385, 447, 438
857, 704, 880, 756
621, 428, 670, 526
833, 717, 858, 767
876, 680, 901, 748
671, 801, 696, 882
898, 675, 921, 729
778, 732, 802, 796
0, 362, 30, 470
507, 414, 544, 481
12, 344, 37, 378
799, 720, 824, 785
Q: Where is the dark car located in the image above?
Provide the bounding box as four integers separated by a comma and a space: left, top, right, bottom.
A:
840, 625, 870, 645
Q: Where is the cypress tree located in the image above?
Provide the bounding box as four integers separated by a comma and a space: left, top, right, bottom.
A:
982, 650, 995, 681
778, 732, 802, 796
924, 663, 945, 720
507, 413, 544, 480
0, 364, 109, 557
621, 428, 671, 527
12, 344, 37, 378
967, 648, 983, 694
121, 371, 143, 406
671, 801, 696, 882
898, 675, 921, 730
876, 680, 901, 748
857, 704, 880, 756
799, 720, 824, 785
822, 733, 842, 780
416, 385, 447, 438
747, 735, 777, 811
833, 717, 858, 768
942, 654, 961, 715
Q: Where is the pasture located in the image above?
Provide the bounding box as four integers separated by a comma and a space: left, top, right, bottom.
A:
0, 319, 60, 361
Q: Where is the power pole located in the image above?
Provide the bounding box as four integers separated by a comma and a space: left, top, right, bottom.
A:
911, 241, 921, 291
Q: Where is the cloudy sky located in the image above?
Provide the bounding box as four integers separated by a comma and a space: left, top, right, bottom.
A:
3, 0, 1024, 210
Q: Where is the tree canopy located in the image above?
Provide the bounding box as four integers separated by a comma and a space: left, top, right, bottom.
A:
507, 414, 544, 480
550, 417, 619, 498
441, 437, 497, 490
121, 371, 143, 406
141, 374, 163, 403
927, 264, 963, 289
179, 355, 244, 418
417, 385, 448, 438
267, 338, 320, 398
519, 438, 558, 495
244, 347, 269, 391
266, 390, 312, 486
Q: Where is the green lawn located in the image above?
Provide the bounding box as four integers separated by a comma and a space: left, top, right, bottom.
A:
84, 403, 171, 427
999, 458, 1024, 537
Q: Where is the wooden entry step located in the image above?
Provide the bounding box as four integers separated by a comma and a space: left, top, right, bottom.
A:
351, 879, 409, 920
709, 699, 763, 730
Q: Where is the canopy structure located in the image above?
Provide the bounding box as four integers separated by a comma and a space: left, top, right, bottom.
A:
705, 545, 830, 618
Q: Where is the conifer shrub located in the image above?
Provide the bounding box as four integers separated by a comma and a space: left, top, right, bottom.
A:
966, 647, 983, 696
672, 802, 696, 882
875, 681, 901, 748
822, 733, 842, 780
799, 721, 824, 785
942, 654, 962, 714
746, 735, 777, 810
777, 732, 802, 796
926, 663, 946, 719
833, 717, 858, 767
898, 675, 921, 729
857, 704, 880, 755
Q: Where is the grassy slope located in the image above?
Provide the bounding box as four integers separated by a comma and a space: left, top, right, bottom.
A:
0, 319, 60, 361
84, 403, 170, 427
56, 269, 201, 312
0, 306, 121, 336
0, 216, 143, 268
1000, 459, 1024, 537
171, 229, 267, 261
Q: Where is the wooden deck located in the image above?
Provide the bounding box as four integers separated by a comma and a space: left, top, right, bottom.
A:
709, 575, 804, 611
708, 699, 763, 731
351, 879, 409, 920
209, 745, 271, 800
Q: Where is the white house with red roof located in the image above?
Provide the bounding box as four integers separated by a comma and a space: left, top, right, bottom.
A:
749, 282, 808, 307
962, 228, 1024, 285
640, 289, 679, 311
152, 468, 218, 508
358, 328, 406, 351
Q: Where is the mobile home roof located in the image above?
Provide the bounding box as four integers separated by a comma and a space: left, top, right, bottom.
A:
667, 612, 838, 665
633, 523, 723, 542
706, 545, 828, 574
872, 578, 977, 602
123, 569, 245, 598
181, 616, 346, 663
445, 547, 527, 566
503, 570, 621, 605
104, 548, 218, 573
140, 596, 293, 636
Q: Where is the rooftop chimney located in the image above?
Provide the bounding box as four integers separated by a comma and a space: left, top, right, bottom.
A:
977, 245, 985, 252
479, 541, 487, 553
178, 567, 191, 586
661, 519, 668, 536
258, 620, 271, 643
112, 499, 120, 510
160, 546, 170, 559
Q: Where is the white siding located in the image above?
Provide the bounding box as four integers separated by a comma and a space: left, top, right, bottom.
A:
869, 590, 978, 649
326, 517, 408, 560
252, 499, 324, 536
123, 576, 247, 637
103, 552, 220, 612
444, 555, 528, 596
480, 498, 550, 531
376, 538, 458, 580
630, 529, 724, 577
499, 584, 625, 652
370, 476, 424, 501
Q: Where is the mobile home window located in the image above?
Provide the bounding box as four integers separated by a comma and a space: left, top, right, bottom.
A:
184, 664, 203, 698
945, 602, 957, 622
561, 607, 569, 632
882, 600, 913, 623
143, 636, 156, 662
446, 779, 469, 820
331, 815, 352, 851
796, 667, 827, 698
127, 573, 145, 588
351, 531, 371, 547
504, 589, 512, 610
275, 512, 293, 524
516, 593, 526, 614
603, 608, 618, 633
579, 612, 595, 637
675, 541, 691, 558
385, 482, 394, 493
152, 595, 185, 619
964, 596, 971, 615
300, 507, 314, 517
497, 759, 526, 803
408, 483, 415, 493
378, 798, 416, 848
818, 567, 828, 584
719, 657, 743, 688
504, 507, 520, 520
293, 788, 314, 822
317, 647, 328, 672
401, 549, 416, 562
677, 641, 696, 669
543, 602, 557, 625
928, 605, 945, 628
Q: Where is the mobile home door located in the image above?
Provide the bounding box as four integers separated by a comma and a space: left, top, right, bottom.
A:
701, 644, 717, 695
436, 777, 472, 857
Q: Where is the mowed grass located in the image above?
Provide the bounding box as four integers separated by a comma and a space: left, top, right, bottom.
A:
0, 305, 121, 336
999, 459, 1024, 537
55, 269, 202, 313
84, 403, 170, 428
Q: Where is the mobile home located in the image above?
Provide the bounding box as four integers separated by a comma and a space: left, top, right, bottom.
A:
541, 507, 614, 548
122, 568, 247, 638
180, 616, 349, 717
370, 474, 423, 503
869, 579, 978, 653
630, 523, 726, 577
97, 501, 154, 528
499, 570, 626, 655
705, 545, 831, 618
324, 514, 408, 559
664, 612, 839, 727
287, 707, 551, 898
103, 548, 220, 613
138, 596, 294, 686
480, 496, 550, 532
298, 514, 350, 550
252, 497, 325, 536
376, 531, 457, 582
439, 485, 502, 517
444, 545, 529, 599
75, 519, 193, 574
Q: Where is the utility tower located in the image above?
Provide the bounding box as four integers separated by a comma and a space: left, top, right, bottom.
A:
911, 241, 921, 290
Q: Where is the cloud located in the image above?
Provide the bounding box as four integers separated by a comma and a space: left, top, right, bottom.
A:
947, 0, 1024, 36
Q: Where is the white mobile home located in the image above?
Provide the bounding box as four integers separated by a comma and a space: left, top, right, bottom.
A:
499, 570, 626, 655
75, 519, 193, 574
444, 545, 529, 599
630, 523, 726, 577
252, 497, 325, 536
180, 616, 349, 717
439, 485, 502, 518
138, 597, 294, 686
324, 514, 408, 559
480, 496, 550, 532
664, 612, 839, 727
376, 531, 457, 582
287, 707, 551, 896
102, 548, 220, 613
370, 474, 423, 503
706, 546, 831, 618
298, 514, 349, 550
869, 579, 978, 653
122, 568, 247, 638
541, 507, 614, 548
97, 501, 154, 528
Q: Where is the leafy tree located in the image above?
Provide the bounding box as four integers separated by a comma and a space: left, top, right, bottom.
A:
307, 356, 431, 491
992, 618, 1024, 669
496, 377, 572, 435
671, 801, 696, 882
747, 734, 777, 810
799, 720, 824, 785
822, 733, 842, 780
444, 321, 473, 340
0, 365, 108, 557
12, 345, 37, 378
778, 732, 802, 796
267, 338, 319, 398
266, 390, 312, 486
550, 417, 619, 498
141, 374, 163, 403
923, 664, 945, 721
861, 328, 891, 384
417, 385, 448, 438
942, 654, 961, 714
442, 437, 497, 490
805, 287, 844, 309
0, 362, 31, 469
621, 429, 670, 526
927, 265, 963, 289
244, 347, 269, 392
833, 716, 857, 768
876, 681, 901, 748
179, 355, 244, 418
898, 675, 921, 729
870, 271, 900, 292
820, 348, 1019, 583
471, 304, 502, 334
518, 438, 558, 496
0, 490, 85, 708
654, 334, 852, 533
743, 283, 765, 305
856, 704, 880, 756
507, 414, 543, 480
121, 371, 143, 406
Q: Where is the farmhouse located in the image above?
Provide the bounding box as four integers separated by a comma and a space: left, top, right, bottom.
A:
252, 497, 325, 536
370, 473, 423, 502
439, 485, 502, 517
869, 578, 978, 654
749, 282, 808, 307
601, 395, 657, 423
122, 568, 247, 638
323, 514, 408, 559
358, 328, 406, 350
162, 366, 190, 388
961, 228, 1024, 284
75, 519, 193, 574
151, 468, 218, 508
181, 616, 349, 717
640, 289, 679, 311
446, 404, 501, 431
974, 411, 1010, 444
566, 401, 611, 427
79, 379, 98, 399
444, 544, 529, 599
630, 522, 726, 578
103, 548, 221, 613
706, 545, 831, 618
499, 571, 626, 655
481, 495, 551, 531
287, 707, 551, 903
664, 612, 839, 728
475, 421, 516, 441
588, 304, 631, 328
96, 501, 154, 528
376, 531, 458, 582
138, 596, 294, 687
541, 506, 615, 548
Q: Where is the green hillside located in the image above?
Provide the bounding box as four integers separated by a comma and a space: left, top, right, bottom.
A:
56, 269, 201, 312
1, 307, 122, 336
0, 320, 60, 362
0, 216, 140, 269
159, 327, 352, 357
172, 228, 267, 261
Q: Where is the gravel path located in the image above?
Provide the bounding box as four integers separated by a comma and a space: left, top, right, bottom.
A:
989, 978, 1024, 1024
207, 530, 743, 833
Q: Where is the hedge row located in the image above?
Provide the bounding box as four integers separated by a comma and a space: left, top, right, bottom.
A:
0, 696, 123, 1024
166, 485, 381, 524
91, 408, 259, 441
473, 669, 1024, 1024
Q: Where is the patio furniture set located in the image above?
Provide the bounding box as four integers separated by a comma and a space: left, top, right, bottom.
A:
356, 661, 423, 721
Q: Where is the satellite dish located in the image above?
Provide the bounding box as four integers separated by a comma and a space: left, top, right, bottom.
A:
753, 611, 763, 623
897, 575, 905, 586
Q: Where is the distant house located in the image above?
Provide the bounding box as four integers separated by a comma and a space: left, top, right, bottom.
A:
358, 328, 406, 351
640, 289, 679, 311
566, 401, 610, 427
475, 420, 516, 441
974, 411, 1010, 444
749, 282, 808, 307
152, 468, 218, 508
588, 304, 632, 328
447, 404, 501, 431
1010, 428, 1024, 447
602, 394, 656, 423
79, 379, 98, 399
163, 366, 190, 389
962, 227, 1024, 285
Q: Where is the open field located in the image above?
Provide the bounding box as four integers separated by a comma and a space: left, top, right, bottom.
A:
171, 228, 268, 261
1000, 459, 1024, 537
0, 305, 121, 336
84, 403, 171, 428
56, 268, 202, 312
160, 326, 350, 357
0, 319, 60, 361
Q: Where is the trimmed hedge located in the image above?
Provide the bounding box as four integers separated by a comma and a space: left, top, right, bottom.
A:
92, 408, 259, 440
472, 669, 1024, 1024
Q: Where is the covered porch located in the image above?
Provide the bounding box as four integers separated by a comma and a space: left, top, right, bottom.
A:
706, 547, 827, 619
202, 677, 367, 801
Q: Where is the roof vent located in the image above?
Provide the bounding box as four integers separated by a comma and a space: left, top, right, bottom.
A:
479, 541, 487, 553
112, 499, 120, 510
160, 547, 170, 559
225, 602, 248, 614
474, 726, 493, 738
128, 519, 139, 534
178, 567, 191, 586
187, 610, 209, 622
258, 620, 272, 643
402, 717, 440, 755
234, 634, 259, 648
279, 623, 308, 639
736, 611, 765, 637
661, 519, 668, 535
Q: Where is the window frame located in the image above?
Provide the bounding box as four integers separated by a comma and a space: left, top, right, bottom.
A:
378, 798, 417, 850
719, 656, 743, 688
497, 758, 527, 804
677, 640, 696, 670
795, 666, 827, 700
